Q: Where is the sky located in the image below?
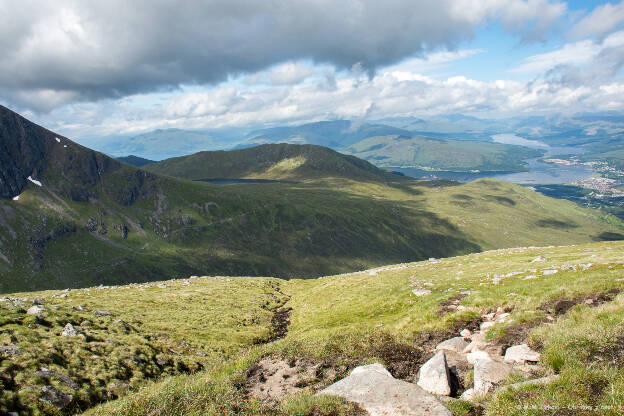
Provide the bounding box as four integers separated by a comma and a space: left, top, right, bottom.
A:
1, 0, 624, 140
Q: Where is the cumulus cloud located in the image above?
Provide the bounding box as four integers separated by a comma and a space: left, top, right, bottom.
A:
25, 52, 624, 141
163, 74, 623, 129
0, 0, 565, 111
244, 61, 318, 86
512, 30, 624, 88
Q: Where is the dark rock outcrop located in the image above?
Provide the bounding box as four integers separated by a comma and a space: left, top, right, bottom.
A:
0, 105, 50, 198
0, 105, 158, 205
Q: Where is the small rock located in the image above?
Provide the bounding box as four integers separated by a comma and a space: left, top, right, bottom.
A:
22, 386, 73, 409
466, 350, 492, 364
27, 305, 46, 316
412, 289, 432, 297
33, 298, 46, 305
543, 270, 558, 275
417, 351, 452, 396
463, 333, 486, 353
61, 323, 79, 337
531, 256, 546, 263
459, 388, 474, 400
156, 357, 171, 366
107, 381, 130, 398
459, 329, 472, 338
436, 337, 469, 353
480, 321, 495, 332
503, 375, 560, 390
35, 370, 79, 390
0, 345, 21, 356
504, 344, 540, 364
495, 313, 511, 322
93, 310, 111, 316
585, 299, 594, 305
473, 359, 512, 395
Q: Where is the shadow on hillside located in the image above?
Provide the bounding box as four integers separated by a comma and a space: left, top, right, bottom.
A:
486, 195, 516, 206
535, 219, 579, 229
191, 183, 482, 279
594, 232, 624, 241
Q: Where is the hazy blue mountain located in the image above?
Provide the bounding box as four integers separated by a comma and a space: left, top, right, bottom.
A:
91, 127, 249, 160
237, 120, 413, 149
116, 155, 156, 167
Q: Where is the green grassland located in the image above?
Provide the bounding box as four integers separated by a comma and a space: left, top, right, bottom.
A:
2, 240, 624, 414
3, 166, 623, 294
345, 135, 543, 172
2, 104, 621, 294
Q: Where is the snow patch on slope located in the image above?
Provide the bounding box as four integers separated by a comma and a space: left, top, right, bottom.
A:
27, 176, 42, 187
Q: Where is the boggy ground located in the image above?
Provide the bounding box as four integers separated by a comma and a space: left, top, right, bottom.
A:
1, 240, 624, 415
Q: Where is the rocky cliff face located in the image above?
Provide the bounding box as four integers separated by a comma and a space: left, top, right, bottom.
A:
0, 105, 50, 198
0, 105, 146, 202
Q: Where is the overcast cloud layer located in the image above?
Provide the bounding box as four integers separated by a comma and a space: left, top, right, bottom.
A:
1, 0, 566, 111
2, 0, 624, 138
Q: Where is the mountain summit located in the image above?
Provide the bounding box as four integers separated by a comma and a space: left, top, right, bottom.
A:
144, 143, 402, 182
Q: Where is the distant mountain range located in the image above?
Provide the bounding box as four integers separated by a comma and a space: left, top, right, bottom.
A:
92, 127, 249, 160
93, 112, 624, 172
2, 105, 621, 292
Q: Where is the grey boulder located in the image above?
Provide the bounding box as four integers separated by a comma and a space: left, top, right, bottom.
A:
473, 359, 512, 396
319, 363, 452, 415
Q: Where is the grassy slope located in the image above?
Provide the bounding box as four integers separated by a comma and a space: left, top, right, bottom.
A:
3, 240, 624, 415
345, 135, 543, 171
144, 143, 401, 181
2, 166, 623, 294
1, 106, 620, 294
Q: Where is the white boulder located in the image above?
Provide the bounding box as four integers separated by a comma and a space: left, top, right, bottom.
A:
27, 305, 46, 316
417, 351, 452, 396
504, 344, 540, 364
436, 337, 469, 354
61, 323, 79, 337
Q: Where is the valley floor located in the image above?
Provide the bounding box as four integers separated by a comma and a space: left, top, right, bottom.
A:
2, 240, 624, 415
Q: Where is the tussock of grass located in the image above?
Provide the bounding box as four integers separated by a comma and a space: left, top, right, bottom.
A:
489, 295, 624, 415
